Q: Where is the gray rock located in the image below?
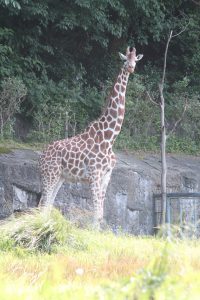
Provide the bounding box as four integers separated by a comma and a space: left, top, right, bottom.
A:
0, 149, 200, 235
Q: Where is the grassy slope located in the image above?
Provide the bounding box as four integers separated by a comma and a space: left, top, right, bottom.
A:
0, 210, 200, 299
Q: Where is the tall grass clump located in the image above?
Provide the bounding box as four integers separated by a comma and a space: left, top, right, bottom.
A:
157, 222, 200, 240
0, 208, 87, 253
130, 246, 169, 299
103, 245, 170, 300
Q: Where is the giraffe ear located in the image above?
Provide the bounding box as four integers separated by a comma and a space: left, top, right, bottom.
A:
119, 52, 127, 61
136, 54, 143, 61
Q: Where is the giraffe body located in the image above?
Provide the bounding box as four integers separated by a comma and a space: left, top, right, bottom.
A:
39, 47, 143, 227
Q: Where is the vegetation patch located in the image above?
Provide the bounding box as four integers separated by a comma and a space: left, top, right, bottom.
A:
0, 146, 12, 154
0, 1, 200, 154
0, 208, 87, 254
0, 210, 200, 299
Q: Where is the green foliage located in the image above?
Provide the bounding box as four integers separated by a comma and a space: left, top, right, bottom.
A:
115, 73, 160, 151
113, 68, 200, 154
0, 77, 27, 138
0, 0, 20, 9
0, 0, 199, 153
26, 75, 104, 143
167, 135, 199, 154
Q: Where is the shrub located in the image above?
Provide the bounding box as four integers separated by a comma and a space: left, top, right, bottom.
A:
26, 76, 103, 143
0, 77, 27, 138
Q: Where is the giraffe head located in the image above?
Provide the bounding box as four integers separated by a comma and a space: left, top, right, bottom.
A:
119, 46, 143, 73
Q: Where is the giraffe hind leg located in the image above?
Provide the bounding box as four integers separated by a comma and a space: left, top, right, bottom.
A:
101, 168, 113, 200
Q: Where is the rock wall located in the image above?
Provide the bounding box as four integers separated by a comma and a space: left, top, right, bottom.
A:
0, 149, 200, 235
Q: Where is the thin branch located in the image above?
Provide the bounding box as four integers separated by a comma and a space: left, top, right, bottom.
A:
167, 97, 188, 138
191, 0, 200, 6
161, 31, 173, 88
146, 91, 159, 106
171, 22, 190, 38
160, 23, 189, 86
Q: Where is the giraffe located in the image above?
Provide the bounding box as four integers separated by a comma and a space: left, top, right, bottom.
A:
39, 46, 143, 228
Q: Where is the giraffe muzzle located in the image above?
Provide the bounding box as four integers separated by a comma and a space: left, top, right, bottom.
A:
127, 66, 135, 73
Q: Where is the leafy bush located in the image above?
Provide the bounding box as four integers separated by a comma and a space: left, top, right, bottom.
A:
167, 135, 199, 154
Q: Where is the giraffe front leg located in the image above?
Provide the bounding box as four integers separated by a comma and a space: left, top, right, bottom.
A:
39, 177, 64, 214
89, 174, 104, 230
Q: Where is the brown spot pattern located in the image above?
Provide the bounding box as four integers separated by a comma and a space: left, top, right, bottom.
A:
110, 109, 117, 118
39, 62, 133, 219
104, 130, 113, 140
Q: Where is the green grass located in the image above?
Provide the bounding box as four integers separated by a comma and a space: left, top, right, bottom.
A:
0, 209, 200, 299
0, 146, 12, 154
0, 139, 44, 152
1, 137, 200, 156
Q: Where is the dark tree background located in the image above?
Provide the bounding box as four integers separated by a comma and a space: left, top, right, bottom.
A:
0, 0, 200, 152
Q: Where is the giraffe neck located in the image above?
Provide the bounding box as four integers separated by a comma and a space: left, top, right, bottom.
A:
100, 67, 130, 144
83, 67, 130, 149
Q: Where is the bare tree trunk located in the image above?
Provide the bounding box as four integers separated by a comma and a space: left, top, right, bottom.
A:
0, 112, 4, 139
147, 27, 188, 229
159, 31, 172, 225
159, 29, 187, 225
159, 84, 167, 225
73, 113, 76, 137
65, 111, 69, 138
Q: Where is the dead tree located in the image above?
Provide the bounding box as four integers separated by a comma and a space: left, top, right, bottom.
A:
147, 29, 188, 225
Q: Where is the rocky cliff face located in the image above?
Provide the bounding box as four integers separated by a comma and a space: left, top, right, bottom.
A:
0, 149, 200, 235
